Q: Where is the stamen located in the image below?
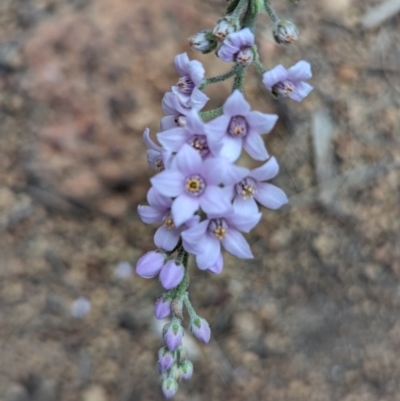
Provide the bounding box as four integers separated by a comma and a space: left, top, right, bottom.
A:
188, 135, 209, 157
155, 158, 165, 172
235, 177, 257, 199
185, 175, 206, 196
164, 216, 174, 229
272, 80, 295, 97
228, 116, 248, 138
208, 218, 228, 240
177, 76, 195, 95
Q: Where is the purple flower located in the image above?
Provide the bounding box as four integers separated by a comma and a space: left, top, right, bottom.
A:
233, 156, 288, 214
150, 145, 240, 226
155, 295, 172, 319
135, 251, 165, 279
138, 187, 199, 251
163, 321, 184, 351
190, 317, 211, 343
207, 90, 278, 162
217, 28, 255, 66
159, 260, 185, 290
143, 128, 172, 171
158, 111, 218, 159
208, 253, 223, 275
263, 60, 313, 102
182, 210, 261, 270
161, 378, 178, 398
161, 91, 208, 131
158, 347, 175, 372
172, 53, 208, 109
179, 360, 193, 380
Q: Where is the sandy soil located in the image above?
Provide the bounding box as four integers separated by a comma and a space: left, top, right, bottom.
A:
0, 0, 400, 400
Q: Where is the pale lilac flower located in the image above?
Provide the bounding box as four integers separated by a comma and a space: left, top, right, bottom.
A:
161, 91, 208, 131
157, 111, 218, 158
71, 297, 91, 319
179, 360, 193, 380
182, 210, 261, 270
189, 29, 218, 53
217, 28, 255, 66
114, 261, 133, 279
155, 295, 172, 319
163, 321, 184, 351
161, 378, 178, 398
172, 53, 208, 109
233, 156, 288, 214
135, 251, 165, 279
190, 317, 211, 343
158, 347, 175, 372
138, 187, 199, 251
207, 253, 223, 275
143, 128, 172, 171
159, 260, 185, 290
207, 90, 278, 162
150, 145, 241, 226
263, 60, 313, 102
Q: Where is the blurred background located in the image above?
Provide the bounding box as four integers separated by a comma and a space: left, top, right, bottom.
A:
0, 0, 400, 400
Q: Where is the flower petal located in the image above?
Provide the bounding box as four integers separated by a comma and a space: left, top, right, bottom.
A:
223, 90, 251, 117
186, 110, 206, 135
188, 88, 209, 110
147, 149, 161, 170
174, 53, 190, 76
249, 156, 279, 181
287, 60, 312, 81
199, 185, 233, 216
226, 210, 261, 232
157, 127, 188, 152
150, 170, 184, 197
254, 183, 288, 209
171, 194, 199, 226
221, 229, 253, 259
217, 40, 238, 62
188, 60, 205, 87
243, 131, 269, 161
147, 187, 172, 209
218, 135, 243, 162
289, 82, 313, 102
137, 205, 165, 224
228, 28, 255, 48
161, 92, 178, 115
246, 111, 278, 134
181, 220, 209, 254
196, 244, 221, 270
207, 253, 224, 274
154, 225, 181, 251
160, 115, 179, 131
143, 128, 161, 151
175, 144, 203, 175
262, 64, 288, 89
206, 115, 231, 141
232, 196, 259, 216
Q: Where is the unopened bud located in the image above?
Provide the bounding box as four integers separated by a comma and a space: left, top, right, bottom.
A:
190, 317, 211, 343
169, 364, 181, 381
273, 20, 298, 45
157, 347, 175, 373
163, 320, 184, 351
189, 30, 218, 54
161, 377, 178, 399
179, 360, 193, 380
171, 297, 183, 319
213, 17, 237, 41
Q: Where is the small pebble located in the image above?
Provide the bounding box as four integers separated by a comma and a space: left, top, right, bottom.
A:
71, 297, 91, 319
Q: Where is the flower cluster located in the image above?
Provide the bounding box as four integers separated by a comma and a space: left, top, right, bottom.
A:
135, 0, 313, 397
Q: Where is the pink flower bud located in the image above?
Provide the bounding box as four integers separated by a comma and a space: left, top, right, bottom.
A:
190, 317, 211, 343
159, 260, 184, 290
163, 321, 184, 351
135, 251, 165, 279
154, 295, 172, 320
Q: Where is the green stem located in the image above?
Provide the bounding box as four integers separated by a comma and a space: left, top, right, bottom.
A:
200, 66, 239, 90
183, 294, 198, 321
252, 46, 266, 74
232, 67, 246, 91
231, 0, 250, 19
175, 250, 189, 298
264, 0, 279, 23
200, 107, 223, 121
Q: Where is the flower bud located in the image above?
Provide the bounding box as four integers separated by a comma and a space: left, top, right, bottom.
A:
169, 364, 181, 381
235, 47, 253, 66
135, 251, 165, 279
273, 20, 298, 45
189, 30, 218, 54
154, 295, 172, 320
179, 360, 193, 380
190, 317, 211, 343
159, 260, 184, 290
213, 17, 237, 41
161, 377, 178, 399
163, 321, 184, 351
157, 347, 175, 373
